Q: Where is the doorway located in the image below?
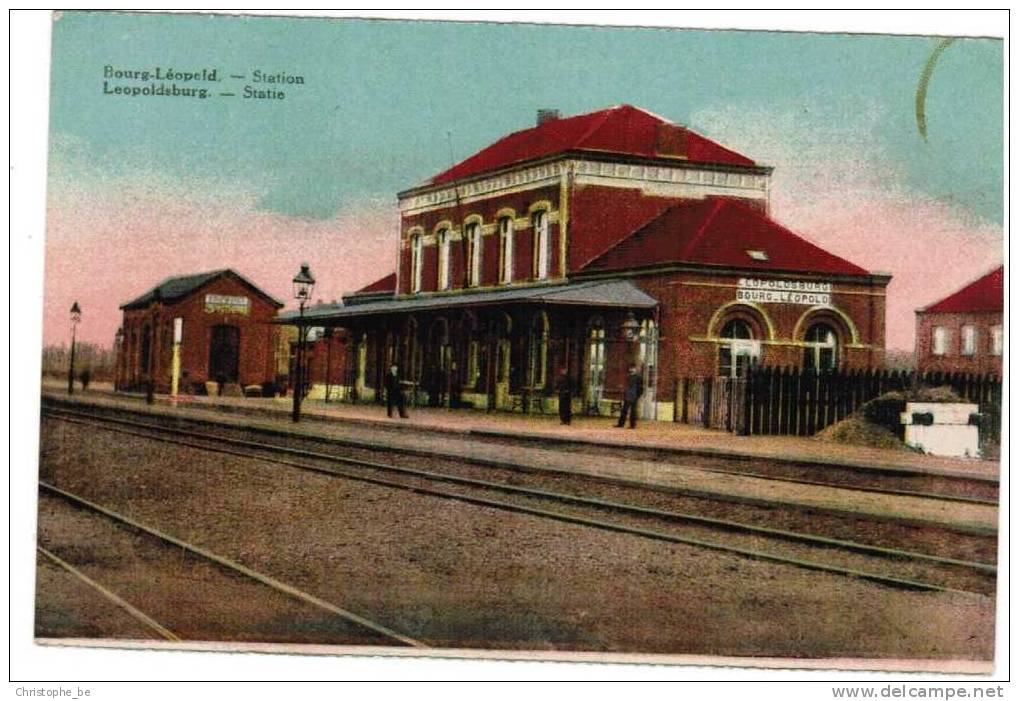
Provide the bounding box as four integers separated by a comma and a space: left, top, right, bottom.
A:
209, 325, 240, 384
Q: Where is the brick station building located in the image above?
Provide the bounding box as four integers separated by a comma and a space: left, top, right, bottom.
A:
284, 105, 889, 420
915, 265, 1003, 375
116, 269, 283, 394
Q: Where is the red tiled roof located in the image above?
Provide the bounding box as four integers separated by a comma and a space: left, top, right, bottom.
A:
922, 266, 1004, 313
567, 185, 678, 271
582, 197, 870, 276
431, 105, 755, 185
357, 272, 397, 294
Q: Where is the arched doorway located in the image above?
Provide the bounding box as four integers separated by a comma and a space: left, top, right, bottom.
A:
425, 317, 452, 406
527, 311, 550, 390
637, 318, 658, 419
584, 316, 606, 413
494, 313, 513, 410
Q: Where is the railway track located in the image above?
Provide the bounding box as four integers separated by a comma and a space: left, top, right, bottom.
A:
468, 431, 1000, 506
42, 404, 997, 596
46, 394, 998, 505
38, 481, 427, 647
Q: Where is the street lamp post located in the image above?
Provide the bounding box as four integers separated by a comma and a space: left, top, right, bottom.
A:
622, 309, 641, 358
291, 263, 316, 423
67, 302, 81, 395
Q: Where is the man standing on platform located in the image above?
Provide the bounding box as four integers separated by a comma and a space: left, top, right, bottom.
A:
616, 364, 644, 429
385, 364, 409, 419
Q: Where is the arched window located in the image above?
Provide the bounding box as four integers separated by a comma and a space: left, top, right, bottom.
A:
436, 228, 451, 291
532, 210, 551, 280
585, 317, 606, 410
410, 233, 423, 293
718, 318, 759, 378
466, 221, 483, 287
528, 312, 550, 388
498, 217, 514, 284
803, 322, 839, 370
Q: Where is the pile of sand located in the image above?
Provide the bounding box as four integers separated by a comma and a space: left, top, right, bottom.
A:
815, 415, 908, 450
815, 386, 964, 451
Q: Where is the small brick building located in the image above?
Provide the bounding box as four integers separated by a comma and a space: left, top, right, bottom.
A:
915, 266, 1003, 376
282, 105, 890, 421
116, 269, 283, 394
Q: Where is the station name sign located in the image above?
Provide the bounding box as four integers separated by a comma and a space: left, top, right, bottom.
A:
736, 278, 831, 306
204, 294, 251, 314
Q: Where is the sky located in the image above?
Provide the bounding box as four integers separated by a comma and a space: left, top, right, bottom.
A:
44, 12, 1003, 350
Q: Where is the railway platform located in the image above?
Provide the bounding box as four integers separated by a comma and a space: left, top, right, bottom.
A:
49, 380, 999, 480
41, 386, 1000, 535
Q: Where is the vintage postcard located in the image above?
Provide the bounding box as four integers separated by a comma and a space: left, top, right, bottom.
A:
29, 10, 1005, 677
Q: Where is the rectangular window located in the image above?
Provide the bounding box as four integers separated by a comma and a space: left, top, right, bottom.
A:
410, 234, 423, 293
932, 326, 949, 356
499, 218, 514, 284
437, 229, 450, 291
961, 325, 978, 356
533, 211, 550, 280
467, 223, 482, 287
992, 326, 1003, 356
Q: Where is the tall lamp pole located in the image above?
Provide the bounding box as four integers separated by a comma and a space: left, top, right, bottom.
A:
67, 302, 81, 395
291, 263, 316, 423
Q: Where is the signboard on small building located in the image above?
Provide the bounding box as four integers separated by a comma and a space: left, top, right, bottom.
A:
736, 278, 832, 306
204, 294, 251, 315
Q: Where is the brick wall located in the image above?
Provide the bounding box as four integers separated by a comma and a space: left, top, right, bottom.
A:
916, 309, 1003, 375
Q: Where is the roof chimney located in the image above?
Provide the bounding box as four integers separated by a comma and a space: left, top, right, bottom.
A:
536, 109, 560, 126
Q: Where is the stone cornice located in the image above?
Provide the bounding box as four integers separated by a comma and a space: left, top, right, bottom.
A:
398, 152, 772, 215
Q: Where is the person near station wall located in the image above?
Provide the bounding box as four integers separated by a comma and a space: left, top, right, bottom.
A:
385, 364, 409, 419
615, 364, 644, 429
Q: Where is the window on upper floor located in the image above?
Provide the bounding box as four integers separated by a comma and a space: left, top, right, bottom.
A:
437, 228, 451, 291
533, 210, 551, 280
961, 325, 978, 356
932, 326, 949, 356
992, 326, 1003, 356
410, 233, 423, 293
499, 217, 514, 284
466, 222, 483, 288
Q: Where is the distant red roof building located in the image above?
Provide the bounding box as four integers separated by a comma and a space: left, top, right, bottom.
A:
921, 266, 1004, 314
916, 266, 1003, 375
282, 105, 890, 421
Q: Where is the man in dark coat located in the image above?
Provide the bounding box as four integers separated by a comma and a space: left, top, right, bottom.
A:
556, 368, 573, 426
616, 364, 644, 429
385, 364, 408, 419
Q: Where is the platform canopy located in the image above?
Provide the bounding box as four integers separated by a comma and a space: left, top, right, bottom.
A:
277, 279, 657, 324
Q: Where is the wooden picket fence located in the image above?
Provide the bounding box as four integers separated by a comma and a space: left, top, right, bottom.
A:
674, 368, 1002, 437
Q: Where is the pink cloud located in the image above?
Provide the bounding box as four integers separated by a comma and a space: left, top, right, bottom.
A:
692, 103, 1003, 351
44, 180, 397, 347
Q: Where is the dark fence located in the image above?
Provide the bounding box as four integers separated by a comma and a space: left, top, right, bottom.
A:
674, 368, 1002, 438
